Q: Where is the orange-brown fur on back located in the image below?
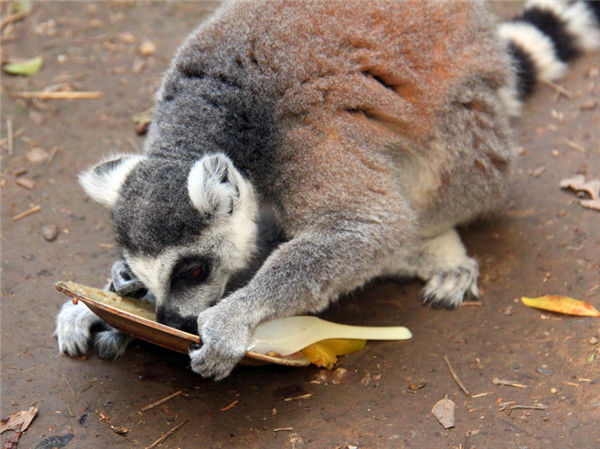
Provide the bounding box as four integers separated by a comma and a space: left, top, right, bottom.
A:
154, 0, 515, 235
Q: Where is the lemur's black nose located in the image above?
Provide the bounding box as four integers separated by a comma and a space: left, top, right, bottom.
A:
157, 308, 198, 335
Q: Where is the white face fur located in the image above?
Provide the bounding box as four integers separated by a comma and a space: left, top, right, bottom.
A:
79, 152, 259, 330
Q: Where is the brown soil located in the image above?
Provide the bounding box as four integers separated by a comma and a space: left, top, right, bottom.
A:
1, 2, 599, 448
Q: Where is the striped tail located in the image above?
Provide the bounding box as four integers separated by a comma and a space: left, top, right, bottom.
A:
497, 0, 600, 116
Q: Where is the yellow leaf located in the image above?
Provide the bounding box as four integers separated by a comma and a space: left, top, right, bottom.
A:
521, 295, 600, 317
302, 339, 366, 368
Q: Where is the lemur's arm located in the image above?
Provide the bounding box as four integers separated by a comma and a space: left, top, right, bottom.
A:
191, 207, 413, 379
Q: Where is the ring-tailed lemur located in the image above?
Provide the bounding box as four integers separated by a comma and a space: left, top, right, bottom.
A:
55, 0, 600, 379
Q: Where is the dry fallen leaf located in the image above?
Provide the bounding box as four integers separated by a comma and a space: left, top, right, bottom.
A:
521, 295, 600, 317
0, 406, 38, 434
560, 175, 600, 212
432, 396, 455, 429
580, 198, 600, 211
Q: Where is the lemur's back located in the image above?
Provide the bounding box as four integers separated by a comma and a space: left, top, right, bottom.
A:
179, 0, 508, 125
146, 0, 512, 229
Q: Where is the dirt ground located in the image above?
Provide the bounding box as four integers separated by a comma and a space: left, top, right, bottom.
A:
1, 2, 599, 448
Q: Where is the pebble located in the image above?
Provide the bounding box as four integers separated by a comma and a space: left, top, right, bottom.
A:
15, 177, 35, 190
590, 337, 598, 345
536, 367, 553, 376
42, 224, 58, 242
139, 40, 156, 57
25, 147, 49, 163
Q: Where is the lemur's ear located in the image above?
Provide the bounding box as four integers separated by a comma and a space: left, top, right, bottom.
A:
187, 153, 244, 217
78, 154, 145, 208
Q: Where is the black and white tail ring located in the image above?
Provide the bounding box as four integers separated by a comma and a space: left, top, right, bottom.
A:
498, 0, 600, 116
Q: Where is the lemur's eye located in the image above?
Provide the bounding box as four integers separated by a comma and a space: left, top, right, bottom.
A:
170, 256, 211, 291
187, 268, 204, 279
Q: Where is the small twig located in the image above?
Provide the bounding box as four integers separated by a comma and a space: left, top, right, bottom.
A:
145, 420, 188, 449
42, 146, 61, 172
273, 427, 294, 432
283, 393, 312, 402
11, 91, 103, 100
471, 392, 492, 398
0, 12, 28, 32
443, 355, 471, 396
498, 401, 515, 411
492, 377, 527, 388
59, 373, 77, 398
140, 390, 182, 412
541, 79, 573, 99
460, 301, 482, 307
219, 399, 239, 411
11, 205, 41, 221
0, 127, 24, 148
7, 118, 13, 156
80, 377, 99, 393
509, 403, 548, 411
563, 139, 586, 153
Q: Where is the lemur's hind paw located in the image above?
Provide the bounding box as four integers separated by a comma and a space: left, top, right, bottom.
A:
422, 259, 479, 309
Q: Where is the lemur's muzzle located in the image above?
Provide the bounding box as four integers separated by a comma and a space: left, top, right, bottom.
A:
156, 307, 198, 334
107, 260, 197, 334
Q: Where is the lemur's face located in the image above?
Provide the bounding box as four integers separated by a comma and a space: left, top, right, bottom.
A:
79, 153, 258, 333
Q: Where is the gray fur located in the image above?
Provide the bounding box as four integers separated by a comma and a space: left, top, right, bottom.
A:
56, 0, 600, 379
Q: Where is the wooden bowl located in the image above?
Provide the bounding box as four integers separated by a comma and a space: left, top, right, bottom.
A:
55, 281, 310, 367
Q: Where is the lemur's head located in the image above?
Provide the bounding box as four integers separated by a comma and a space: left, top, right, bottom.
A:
79, 153, 259, 332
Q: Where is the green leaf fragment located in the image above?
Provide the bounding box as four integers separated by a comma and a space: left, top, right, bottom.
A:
12, 0, 32, 13
3, 56, 43, 76
133, 107, 155, 125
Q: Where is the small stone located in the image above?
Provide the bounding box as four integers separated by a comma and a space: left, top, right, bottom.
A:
25, 147, 49, 163
139, 40, 156, 57
551, 388, 557, 394
590, 337, 598, 345
42, 224, 58, 242
117, 32, 135, 43
15, 177, 35, 190
536, 367, 553, 376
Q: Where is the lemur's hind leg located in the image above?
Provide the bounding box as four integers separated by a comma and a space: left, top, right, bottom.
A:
387, 228, 479, 309
418, 228, 479, 308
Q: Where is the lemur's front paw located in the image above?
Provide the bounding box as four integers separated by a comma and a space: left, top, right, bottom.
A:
95, 329, 134, 360
422, 259, 479, 309
55, 301, 97, 356
190, 300, 250, 380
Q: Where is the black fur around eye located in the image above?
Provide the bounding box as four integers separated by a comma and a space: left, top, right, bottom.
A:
170, 256, 211, 291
